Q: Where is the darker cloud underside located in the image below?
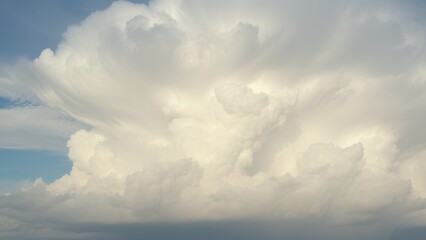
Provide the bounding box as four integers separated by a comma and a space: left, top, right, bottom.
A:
11, 221, 426, 240
36, 221, 397, 240
391, 227, 426, 240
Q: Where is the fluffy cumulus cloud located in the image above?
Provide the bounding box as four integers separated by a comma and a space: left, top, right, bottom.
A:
2, 0, 426, 238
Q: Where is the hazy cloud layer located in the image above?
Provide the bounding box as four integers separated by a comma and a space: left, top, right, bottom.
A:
0, 64, 85, 153
0, 106, 83, 153
2, 0, 426, 238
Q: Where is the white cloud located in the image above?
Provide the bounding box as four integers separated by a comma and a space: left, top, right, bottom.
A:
1, 0, 426, 238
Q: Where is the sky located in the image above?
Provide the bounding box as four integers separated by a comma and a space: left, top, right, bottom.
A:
1, 0, 426, 239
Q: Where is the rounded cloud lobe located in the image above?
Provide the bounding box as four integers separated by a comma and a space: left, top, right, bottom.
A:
2, 0, 426, 237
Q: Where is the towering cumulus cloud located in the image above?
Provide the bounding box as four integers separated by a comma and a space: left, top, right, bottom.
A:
2, 0, 426, 239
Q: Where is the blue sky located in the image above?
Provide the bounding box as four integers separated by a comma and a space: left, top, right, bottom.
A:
0, 97, 13, 108
2, 0, 426, 239
0, 149, 69, 182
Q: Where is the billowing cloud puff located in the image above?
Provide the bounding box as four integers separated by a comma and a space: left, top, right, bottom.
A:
2, 0, 426, 238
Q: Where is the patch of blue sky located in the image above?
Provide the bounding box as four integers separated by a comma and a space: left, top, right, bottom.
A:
0, 97, 14, 108
0, 96, 36, 109
0, 148, 71, 183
